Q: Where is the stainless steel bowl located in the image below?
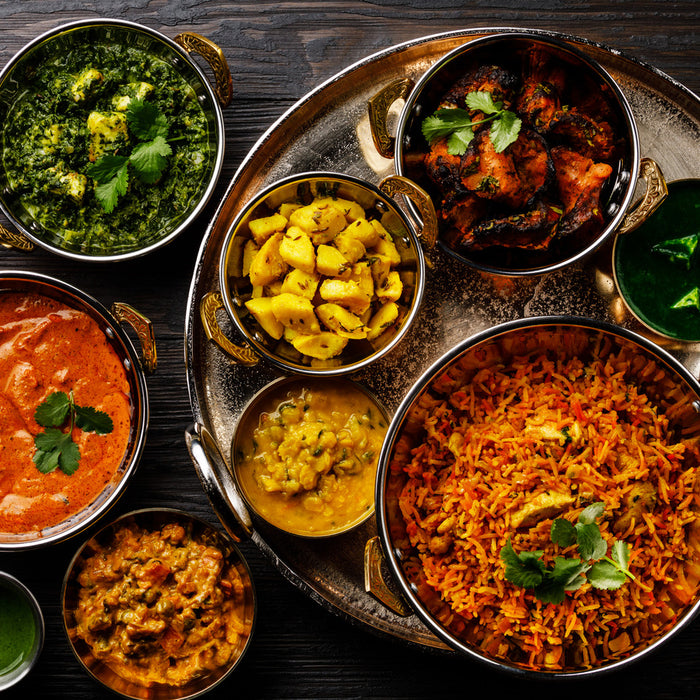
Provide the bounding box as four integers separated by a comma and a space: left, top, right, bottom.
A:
0, 270, 153, 550
61, 508, 256, 700
369, 31, 668, 276
369, 316, 700, 677
201, 171, 435, 376
0, 19, 230, 261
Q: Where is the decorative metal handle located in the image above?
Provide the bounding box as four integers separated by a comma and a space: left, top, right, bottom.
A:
200, 291, 259, 366
617, 158, 668, 235
368, 77, 415, 159
174, 31, 233, 108
185, 422, 253, 543
363, 536, 412, 617
0, 221, 34, 252
110, 302, 157, 373
379, 175, 438, 250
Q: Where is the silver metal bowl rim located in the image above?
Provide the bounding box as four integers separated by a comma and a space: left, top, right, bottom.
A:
229, 374, 391, 538
60, 506, 257, 700
0, 269, 150, 551
218, 170, 427, 377
0, 17, 226, 263
0, 571, 45, 691
375, 314, 700, 678
394, 30, 642, 277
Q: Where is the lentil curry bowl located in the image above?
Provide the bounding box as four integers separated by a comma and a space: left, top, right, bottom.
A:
62, 509, 255, 697
378, 319, 700, 675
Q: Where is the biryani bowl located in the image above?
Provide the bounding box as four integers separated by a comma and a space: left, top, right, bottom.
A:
0, 19, 229, 261
201, 171, 434, 376
61, 508, 256, 700
0, 270, 153, 550
369, 316, 700, 676
369, 31, 668, 276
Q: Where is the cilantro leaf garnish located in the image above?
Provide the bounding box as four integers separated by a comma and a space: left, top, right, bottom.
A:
86, 99, 172, 211
33, 390, 114, 476
421, 90, 522, 155
500, 501, 634, 604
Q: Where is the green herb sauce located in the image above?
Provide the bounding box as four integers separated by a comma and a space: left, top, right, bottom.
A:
0, 585, 37, 676
615, 180, 700, 342
2, 42, 211, 254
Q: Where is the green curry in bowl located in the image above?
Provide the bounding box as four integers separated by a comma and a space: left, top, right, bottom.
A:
0, 20, 227, 260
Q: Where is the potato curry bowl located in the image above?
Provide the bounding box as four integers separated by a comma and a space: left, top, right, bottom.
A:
209, 172, 430, 376
374, 31, 650, 276
231, 375, 389, 538
0, 19, 228, 261
62, 508, 256, 699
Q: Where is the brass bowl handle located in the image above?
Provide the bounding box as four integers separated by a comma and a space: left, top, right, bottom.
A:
616, 158, 668, 235
185, 422, 253, 543
200, 291, 260, 367
110, 302, 157, 373
368, 77, 415, 159
379, 175, 438, 250
364, 536, 412, 617
174, 31, 233, 108
0, 221, 34, 252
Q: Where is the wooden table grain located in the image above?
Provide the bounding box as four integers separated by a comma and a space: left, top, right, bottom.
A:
1, 2, 698, 698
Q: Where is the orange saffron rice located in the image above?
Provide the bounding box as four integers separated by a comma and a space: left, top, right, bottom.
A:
391, 327, 700, 671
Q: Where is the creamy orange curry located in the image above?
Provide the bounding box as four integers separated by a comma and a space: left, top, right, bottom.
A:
73, 520, 250, 687
235, 381, 387, 536
0, 292, 132, 534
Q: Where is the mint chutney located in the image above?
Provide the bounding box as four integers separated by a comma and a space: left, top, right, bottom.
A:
1, 39, 211, 255
0, 578, 39, 681
614, 179, 700, 342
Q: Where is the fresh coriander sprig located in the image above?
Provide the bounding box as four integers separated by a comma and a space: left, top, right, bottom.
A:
500, 502, 634, 604
421, 90, 522, 156
33, 390, 114, 476
85, 99, 173, 213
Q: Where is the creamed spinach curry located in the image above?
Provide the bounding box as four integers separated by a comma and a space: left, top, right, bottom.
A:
2, 41, 210, 254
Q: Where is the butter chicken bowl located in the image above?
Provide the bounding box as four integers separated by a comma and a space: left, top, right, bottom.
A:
61, 508, 256, 700
0, 270, 152, 551
203, 171, 433, 376
0, 19, 230, 261
372, 316, 700, 676
370, 31, 665, 276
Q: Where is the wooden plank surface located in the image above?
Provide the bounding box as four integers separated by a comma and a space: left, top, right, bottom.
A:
0, 1, 699, 698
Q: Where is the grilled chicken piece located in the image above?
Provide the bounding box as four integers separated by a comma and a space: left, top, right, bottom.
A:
511, 489, 576, 529
439, 64, 518, 109
548, 109, 617, 160
551, 146, 612, 238
509, 129, 554, 204
613, 481, 657, 533
516, 80, 562, 131
423, 137, 462, 193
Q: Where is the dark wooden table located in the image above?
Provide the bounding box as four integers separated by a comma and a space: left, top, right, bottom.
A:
1, 2, 699, 698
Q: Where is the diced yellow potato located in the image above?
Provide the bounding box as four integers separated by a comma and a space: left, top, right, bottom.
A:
86, 110, 128, 162
313, 196, 365, 222
316, 245, 351, 277
270, 293, 321, 334
266, 280, 284, 296
278, 202, 302, 219
242, 239, 259, 277
376, 270, 403, 303
279, 226, 316, 273
291, 332, 348, 360
289, 202, 347, 245
368, 253, 392, 289
251, 285, 264, 298
367, 302, 399, 340
248, 212, 288, 245
316, 303, 367, 339
283, 327, 299, 343
245, 297, 284, 340
369, 224, 402, 265
281, 268, 320, 299
319, 279, 371, 316
343, 218, 380, 247
248, 232, 287, 287
349, 261, 374, 301
334, 233, 366, 264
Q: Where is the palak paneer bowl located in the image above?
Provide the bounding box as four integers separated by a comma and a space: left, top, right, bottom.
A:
372, 316, 700, 677
209, 172, 432, 376
0, 19, 228, 261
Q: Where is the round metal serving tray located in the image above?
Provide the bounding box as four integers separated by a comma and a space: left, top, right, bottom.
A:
185, 28, 700, 650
